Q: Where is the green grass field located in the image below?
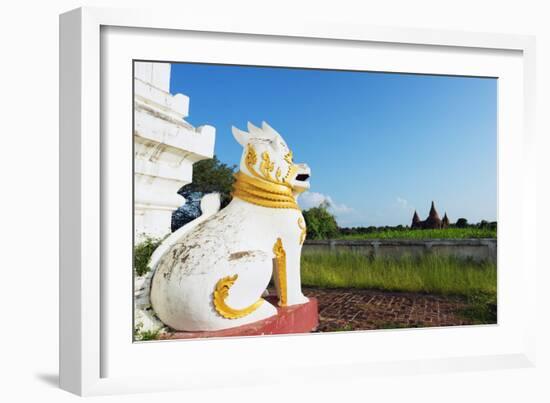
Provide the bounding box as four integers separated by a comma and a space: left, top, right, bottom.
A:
301, 251, 496, 297
337, 227, 496, 240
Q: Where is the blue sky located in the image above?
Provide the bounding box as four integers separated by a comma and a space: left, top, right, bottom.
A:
170, 63, 497, 227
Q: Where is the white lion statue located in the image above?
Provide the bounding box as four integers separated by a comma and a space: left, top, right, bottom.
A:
149, 121, 311, 331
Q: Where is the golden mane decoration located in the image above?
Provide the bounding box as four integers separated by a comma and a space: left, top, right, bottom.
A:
233, 143, 302, 210
244, 144, 297, 187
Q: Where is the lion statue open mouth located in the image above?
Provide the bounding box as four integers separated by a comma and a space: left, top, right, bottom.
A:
149, 121, 311, 331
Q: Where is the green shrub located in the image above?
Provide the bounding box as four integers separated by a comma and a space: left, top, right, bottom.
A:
455, 218, 469, 228
331, 323, 354, 332
456, 292, 497, 324
134, 236, 163, 276
302, 202, 339, 240
133, 323, 161, 341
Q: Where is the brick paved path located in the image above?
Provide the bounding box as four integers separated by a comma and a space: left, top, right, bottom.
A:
301, 287, 475, 331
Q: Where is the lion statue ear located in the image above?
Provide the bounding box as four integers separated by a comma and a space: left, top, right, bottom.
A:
231, 126, 249, 146
261, 121, 285, 151
233, 122, 279, 146
261, 121, 276, 134
260, 121, 279, 141
247, 121, 261, 135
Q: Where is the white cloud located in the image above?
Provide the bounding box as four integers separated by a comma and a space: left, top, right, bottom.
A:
298, 194, 415, 227
298, 192, 354, 215
396, 197, 411, 210
331, 201, 354, 214
298, 191, 328, 210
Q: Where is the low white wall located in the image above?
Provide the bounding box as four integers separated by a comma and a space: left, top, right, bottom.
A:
303, 239, 497, 263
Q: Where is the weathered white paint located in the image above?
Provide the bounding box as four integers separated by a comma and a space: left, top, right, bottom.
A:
133, 193, 223, 334
150, 122, 311, 331
149, 193, 222, 271
134, 61, 216, 241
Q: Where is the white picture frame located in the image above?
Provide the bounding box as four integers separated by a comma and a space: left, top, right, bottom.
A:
59, 7, 537, 396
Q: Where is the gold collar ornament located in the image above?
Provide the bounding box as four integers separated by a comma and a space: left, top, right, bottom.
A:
232, 144, 301, 210
232, 172, 300, 210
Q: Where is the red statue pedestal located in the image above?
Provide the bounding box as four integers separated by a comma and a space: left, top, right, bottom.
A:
159, 296, 319, 340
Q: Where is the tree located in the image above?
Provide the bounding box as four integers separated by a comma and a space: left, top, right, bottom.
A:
179, 156, 237, 207
302, 202, 339, 240
171, 156, 237, 231
455, 218, 468, 228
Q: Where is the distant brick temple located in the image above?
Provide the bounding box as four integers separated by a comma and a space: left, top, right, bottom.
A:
411, 201, 450, 229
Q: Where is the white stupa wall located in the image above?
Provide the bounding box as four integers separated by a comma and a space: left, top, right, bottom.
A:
134, 62, 216, 241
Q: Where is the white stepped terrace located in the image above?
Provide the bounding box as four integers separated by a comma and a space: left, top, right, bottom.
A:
134, 62, 216, 240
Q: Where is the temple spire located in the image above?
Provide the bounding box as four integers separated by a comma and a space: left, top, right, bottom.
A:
425, 201, 442, 228
411, 210, 420, 228
428, 201, 440, 220
442, 212, 450, 228
412, 201, 446, 229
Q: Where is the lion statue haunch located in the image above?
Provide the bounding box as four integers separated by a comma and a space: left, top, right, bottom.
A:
150, 121, 311, 331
